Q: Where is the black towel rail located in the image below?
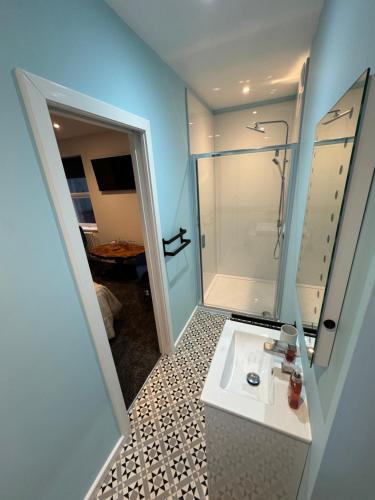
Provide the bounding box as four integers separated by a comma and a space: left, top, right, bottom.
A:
163, 228, 191, 257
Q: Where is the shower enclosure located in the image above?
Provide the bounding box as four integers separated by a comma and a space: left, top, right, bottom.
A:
194, 143, 297, 320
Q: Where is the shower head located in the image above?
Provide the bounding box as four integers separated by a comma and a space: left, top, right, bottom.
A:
246, 122, 265, 133
272, 150, 281, 168
272, 151, 283, 178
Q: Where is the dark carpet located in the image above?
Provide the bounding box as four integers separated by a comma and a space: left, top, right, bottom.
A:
91, 262, 160, 408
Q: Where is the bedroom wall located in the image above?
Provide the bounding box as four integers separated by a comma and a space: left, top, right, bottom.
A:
0, 0, 198, 499
57, 129, 144, 245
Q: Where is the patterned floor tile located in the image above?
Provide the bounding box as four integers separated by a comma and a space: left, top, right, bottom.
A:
95, 309, 228, 500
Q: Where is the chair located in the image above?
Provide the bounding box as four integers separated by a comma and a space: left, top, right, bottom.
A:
135, 252, 150, 296
79, 226, 88, 249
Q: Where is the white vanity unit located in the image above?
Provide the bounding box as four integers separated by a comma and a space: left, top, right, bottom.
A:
201, 320, 311, 500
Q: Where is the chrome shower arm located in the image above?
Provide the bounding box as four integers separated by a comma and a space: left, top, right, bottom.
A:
322, 107, 353, 125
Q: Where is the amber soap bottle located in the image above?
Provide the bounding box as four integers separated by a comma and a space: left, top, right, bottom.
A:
288, 369, 303, 410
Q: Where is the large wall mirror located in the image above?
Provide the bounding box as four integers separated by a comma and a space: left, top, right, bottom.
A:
296, 69, 370, 366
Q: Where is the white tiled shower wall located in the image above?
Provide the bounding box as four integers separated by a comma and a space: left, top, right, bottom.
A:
187, 93, 217, 295
187, 92, 297, 297
214, 101, 296, 282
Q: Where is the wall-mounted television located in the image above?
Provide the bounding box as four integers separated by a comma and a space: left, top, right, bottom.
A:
91, 154, 136, 191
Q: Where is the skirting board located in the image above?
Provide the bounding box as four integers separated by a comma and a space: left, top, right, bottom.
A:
174, 306, 198, 348
84, 435, 126, 500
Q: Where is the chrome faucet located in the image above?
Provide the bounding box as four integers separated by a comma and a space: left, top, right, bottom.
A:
263, 339, 289, 356
264, 339, 297, 374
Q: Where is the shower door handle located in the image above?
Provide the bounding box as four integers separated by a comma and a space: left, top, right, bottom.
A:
201, 234, 206, 249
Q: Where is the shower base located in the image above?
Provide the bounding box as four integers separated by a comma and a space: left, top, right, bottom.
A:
204, 274, 276, 317
204, 273, 322, 325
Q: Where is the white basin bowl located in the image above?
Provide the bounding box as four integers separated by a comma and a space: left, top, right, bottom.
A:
220, 330, 274, 405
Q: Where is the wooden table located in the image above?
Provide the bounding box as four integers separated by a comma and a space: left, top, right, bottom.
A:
89, 242, 145, 262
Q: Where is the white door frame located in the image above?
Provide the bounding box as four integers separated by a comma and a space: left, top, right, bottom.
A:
16, 69, 174, 436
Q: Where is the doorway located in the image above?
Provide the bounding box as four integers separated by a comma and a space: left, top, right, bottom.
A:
17, 69, 173, 435
50, 112, 161, 407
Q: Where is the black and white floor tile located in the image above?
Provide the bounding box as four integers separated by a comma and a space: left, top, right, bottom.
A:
95, 309, 227, 500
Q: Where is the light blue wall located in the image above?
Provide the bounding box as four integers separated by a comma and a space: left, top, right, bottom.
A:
0, 1, 198, 499
278, 0, 375, 498
310, 182, 375, 500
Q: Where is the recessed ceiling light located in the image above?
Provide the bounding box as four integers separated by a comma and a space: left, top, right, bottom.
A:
239, 80, 244, 84
242, 85, 250, 94
53, 122, 60, 129
212, 87, 221, 91
189, 122, 194, 126
215, 134, 221, 137
252, 110, 258, 115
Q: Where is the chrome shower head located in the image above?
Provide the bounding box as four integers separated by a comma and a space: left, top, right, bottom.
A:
246, 122, 265, 133
272, 151, 283, 178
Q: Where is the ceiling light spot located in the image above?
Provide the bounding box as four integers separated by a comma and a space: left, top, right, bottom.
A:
242, 85, 250, 95
267, 75, 272, 79
188, 122, 194, 126
212, 87, 221, 91
53, 122, 60, 129
252, 110, 258, 115
239, 80, 244, 84
215, 134, 221, 137
246, 79, 250, 83
264, 136, 269, 139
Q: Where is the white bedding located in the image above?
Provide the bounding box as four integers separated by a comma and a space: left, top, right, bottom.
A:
94, 282, 122, 339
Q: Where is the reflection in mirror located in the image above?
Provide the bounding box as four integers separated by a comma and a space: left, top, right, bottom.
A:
296, 70, 369, 359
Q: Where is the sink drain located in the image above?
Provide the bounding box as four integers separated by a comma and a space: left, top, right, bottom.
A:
246, 372, 260, 386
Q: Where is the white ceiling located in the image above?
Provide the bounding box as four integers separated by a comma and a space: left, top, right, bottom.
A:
106, 0, 323, 110
50, 113, 109, 140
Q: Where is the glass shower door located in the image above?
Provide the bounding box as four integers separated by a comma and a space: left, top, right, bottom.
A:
196, 146, 293, 319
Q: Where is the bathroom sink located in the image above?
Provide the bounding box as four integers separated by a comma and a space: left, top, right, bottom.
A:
201, 319, 311, 443
220, 330, 274, 405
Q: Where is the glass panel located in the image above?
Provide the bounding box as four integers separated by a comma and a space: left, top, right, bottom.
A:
296, 70, 368, 340
62, 155, 89, 193
297, 141, 353, 328
72, 196, 96, 224
197, 148, 292, 318
68, 176, 89, 193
